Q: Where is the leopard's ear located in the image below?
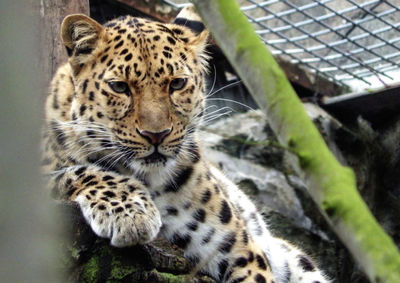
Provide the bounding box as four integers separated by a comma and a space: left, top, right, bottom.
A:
171, 5, 209, 52
61, 14, 105, 72
173, 5, 206, 35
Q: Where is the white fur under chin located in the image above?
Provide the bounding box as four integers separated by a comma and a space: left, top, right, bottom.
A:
129, 157, 180, 188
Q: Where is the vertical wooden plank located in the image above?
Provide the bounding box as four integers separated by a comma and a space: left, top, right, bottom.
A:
39, 0, 90, 89
0, 1, 62, 282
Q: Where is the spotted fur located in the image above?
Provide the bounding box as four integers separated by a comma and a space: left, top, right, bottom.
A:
42, 6, 329, 283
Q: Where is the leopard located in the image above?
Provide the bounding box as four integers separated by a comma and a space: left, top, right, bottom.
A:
42, 5, 330, 283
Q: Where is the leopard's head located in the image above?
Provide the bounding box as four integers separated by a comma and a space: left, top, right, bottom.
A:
61, 6, 209, 171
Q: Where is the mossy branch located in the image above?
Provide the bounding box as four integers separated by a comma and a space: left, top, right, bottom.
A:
191, 0, 400, 281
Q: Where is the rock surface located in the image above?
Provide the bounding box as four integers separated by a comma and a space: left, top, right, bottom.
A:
200, 108, 354, 282
59, 103, 400, 282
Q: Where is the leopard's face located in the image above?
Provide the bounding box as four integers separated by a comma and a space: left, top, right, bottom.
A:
64, 14, 208, 171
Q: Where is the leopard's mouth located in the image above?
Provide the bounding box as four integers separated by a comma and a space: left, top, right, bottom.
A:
142, 151, 167, 164
117, 143, 171, 166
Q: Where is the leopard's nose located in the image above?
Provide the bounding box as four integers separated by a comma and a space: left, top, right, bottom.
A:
137, 128, 172, 145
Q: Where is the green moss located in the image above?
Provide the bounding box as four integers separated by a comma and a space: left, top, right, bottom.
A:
69, 246, 80, 260
81, 255, 100, 282
80, 246, 137, 282
110, 256, 135, 280
158, 271, 186, 283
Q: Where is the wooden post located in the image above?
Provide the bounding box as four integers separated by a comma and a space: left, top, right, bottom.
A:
39, 0, 89, 89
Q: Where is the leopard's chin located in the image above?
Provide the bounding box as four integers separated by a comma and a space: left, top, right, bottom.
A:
142, 151, 168, 164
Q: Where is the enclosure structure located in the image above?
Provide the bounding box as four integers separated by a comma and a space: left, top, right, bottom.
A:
167, 0, 400, 89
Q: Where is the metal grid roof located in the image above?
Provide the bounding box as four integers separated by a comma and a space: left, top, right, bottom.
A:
165, 0, 400, 89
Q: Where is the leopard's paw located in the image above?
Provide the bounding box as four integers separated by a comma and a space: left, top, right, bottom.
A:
76, 191, 162, 247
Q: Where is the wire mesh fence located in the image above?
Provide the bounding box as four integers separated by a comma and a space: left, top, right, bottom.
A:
165, 0, 400, 89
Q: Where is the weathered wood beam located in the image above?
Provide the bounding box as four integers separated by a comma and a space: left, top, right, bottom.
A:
39, 0, 89, 88
322, 84, 400, 128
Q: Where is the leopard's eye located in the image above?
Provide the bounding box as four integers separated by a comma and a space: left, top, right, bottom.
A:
169, 78, 187, 92
108, 81, 130, 94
